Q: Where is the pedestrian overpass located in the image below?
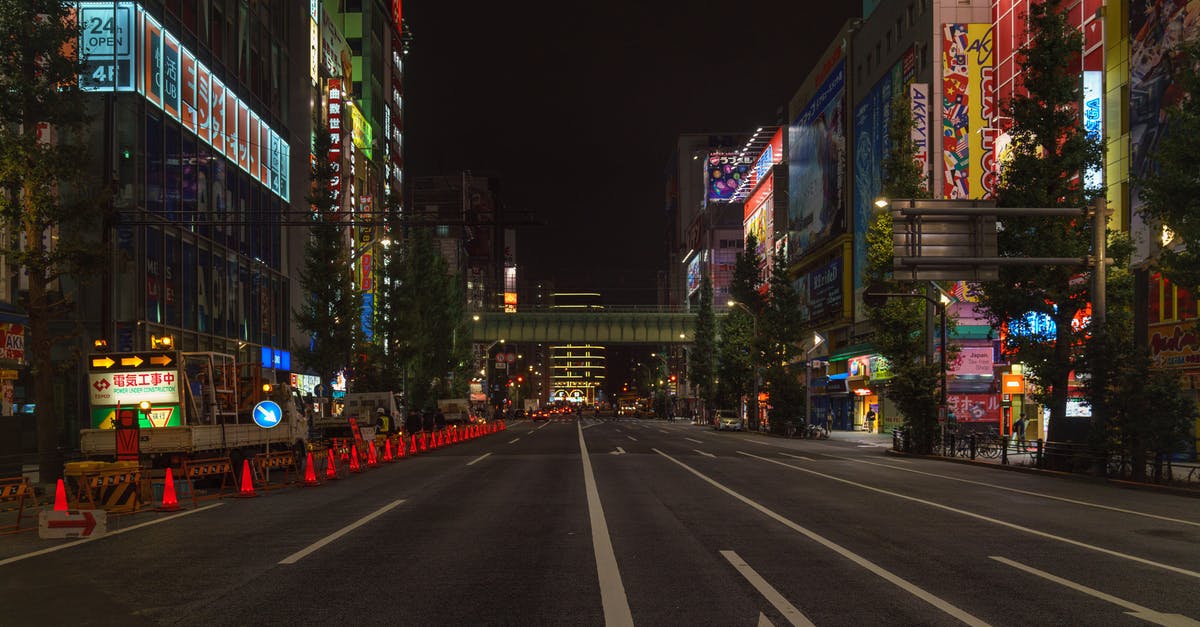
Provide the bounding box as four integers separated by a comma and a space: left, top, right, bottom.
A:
469, 307, 697, 344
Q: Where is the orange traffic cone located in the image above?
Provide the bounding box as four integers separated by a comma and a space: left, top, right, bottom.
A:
53, 478, 68, 512
420, 433, 428, 452
383, 439, 394, 462
157, 467, 182, 511
367, 442, 379, 467
325, 450, 339, 480
349, 445, 363, 473
410, 434, 419, 455
302, 452, 320, 487
236, 459, 258, 498
396, 436, 406, 458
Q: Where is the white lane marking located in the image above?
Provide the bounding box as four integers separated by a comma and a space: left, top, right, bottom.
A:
655, 449, 987, 626
467, 453, 492, 466
579, 422, 635, 626
990, 556, 1200, 626
721, 550, 815, 627
0, 503, 225, 568
508, 438, 520, 444
741, 451, 1200, 581
659, 429, 669, 434
758, 612, 775, 627
694, 449, 716, 458
610, 447, 626, 455
279, 500, 405, 564
781, 453, 814, 461
857, 445, 877, 448
536, 423, 550, 430
628, 435, 638, 442
832, 455, 1200, 528
754, 439, 775, 446
685, 437, 704, 444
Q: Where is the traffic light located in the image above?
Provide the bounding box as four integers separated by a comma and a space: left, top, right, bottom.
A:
517, 375, 524, 384
669, 374, 677, 383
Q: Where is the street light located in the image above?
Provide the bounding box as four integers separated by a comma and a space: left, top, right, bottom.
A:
727, 300, 760, 429
803, 331, 827, 429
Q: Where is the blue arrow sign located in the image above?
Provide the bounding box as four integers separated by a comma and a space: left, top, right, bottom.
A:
253, 400, 282, 429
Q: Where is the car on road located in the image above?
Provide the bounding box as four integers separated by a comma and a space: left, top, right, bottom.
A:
513, 409, 526, 420
532, 409, 549, 421
714, 410, 743, 431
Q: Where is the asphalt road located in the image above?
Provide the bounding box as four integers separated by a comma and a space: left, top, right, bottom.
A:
2, 417, 1200, 626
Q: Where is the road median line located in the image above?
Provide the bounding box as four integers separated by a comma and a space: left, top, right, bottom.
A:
578, 422, 634, 625
721, 550, 815, 626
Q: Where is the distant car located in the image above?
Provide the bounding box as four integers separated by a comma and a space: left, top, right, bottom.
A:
714, 410, 743, 431
514, 409, 526, 420
532, 410, 549, 422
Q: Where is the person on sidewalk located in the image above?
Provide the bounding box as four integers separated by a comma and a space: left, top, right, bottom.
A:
1013, 415, 1028, 452
866, 409, 877, 433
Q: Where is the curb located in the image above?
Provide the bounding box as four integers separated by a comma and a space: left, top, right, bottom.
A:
883, 448, 1200, 498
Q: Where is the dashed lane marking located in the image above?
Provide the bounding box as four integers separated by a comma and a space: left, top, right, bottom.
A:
508, 438, 520, 444
656, 449, 987, 626
280, 500, 405, 564
694, 449, 716, 458
780, 453, 814, 461
721, 550, 815, 627
628, 436, 638, 442
467, 453, 492, 466
685, 437, 704, 444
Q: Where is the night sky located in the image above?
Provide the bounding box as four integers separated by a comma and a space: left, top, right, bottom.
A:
403, 2, 861, 302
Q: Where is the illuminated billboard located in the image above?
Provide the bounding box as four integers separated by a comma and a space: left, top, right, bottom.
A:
706, 153, 752, 202
788, 63, 845, 259
79, 3, 288, 201
942, 24, 996, 200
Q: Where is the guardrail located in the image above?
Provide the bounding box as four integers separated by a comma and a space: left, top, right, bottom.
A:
891, 427, 1200, 488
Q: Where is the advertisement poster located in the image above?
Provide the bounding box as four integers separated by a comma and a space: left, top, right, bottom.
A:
788, 64, 845, 259
947, 393, 1001, 422
0, 324, 25, 363
706, 153, 752, 202
943, 24, 995, 200
1148, 321, 1200, 369
951, 346, 994, 376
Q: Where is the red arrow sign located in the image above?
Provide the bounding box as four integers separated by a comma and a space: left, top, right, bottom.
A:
47, 511, 96, 536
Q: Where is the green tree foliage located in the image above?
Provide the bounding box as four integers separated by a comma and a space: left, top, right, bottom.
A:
1136, 36, 1200, 294
394, 227, 469, 410
762, 254, 804, 430
350, 192, 405, 393
688, 272, 717, 416
973, 0, 1104, 444
721, 233, 764, 424
864, 93, 940, 451
0, 2, 106, 478
293, 127, 358, 398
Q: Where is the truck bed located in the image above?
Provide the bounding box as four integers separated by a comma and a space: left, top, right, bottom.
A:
81, 424, 295, 457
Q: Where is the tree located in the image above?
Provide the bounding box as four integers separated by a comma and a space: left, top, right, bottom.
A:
864, 92, 941, 452
716, 308, 753, 412
762, 254, 804, 430
1137, 35, 1200, 294
973, 0, 1104, 444
293, 127, 358, 400
688, 272, 717, 417
0, 2, 106, 480
723, 233, 765, 426
352, 191, 407, 394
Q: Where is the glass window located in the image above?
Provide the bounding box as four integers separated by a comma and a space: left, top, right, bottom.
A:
240, 262, 252, 342
227, 256, 239, 338
182, 240, 196, 330
166, 122, 181, 221
197, 145, 211, 240
198, 246, 211, 333
165, 233, 181, 327
146, 228, 162, 323
146, 114, 164, 213
182, 136, 197, 231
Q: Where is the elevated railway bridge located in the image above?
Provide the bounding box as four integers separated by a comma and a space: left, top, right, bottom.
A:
469, 306, 697, 344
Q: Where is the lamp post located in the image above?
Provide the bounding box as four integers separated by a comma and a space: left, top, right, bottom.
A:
727, 300, 760, 430
804, 331, 827, 429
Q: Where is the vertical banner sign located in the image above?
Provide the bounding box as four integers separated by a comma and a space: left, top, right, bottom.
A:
141, 11, 163, 106
248, 112, 260, 180
237, 100, 250, 171
259, 115, 270, 184
328, 79, 343, 206
942, 24, 970, 199
909, 83, 930, 189
195, 61, 211, 142
225, 89, 238, 162
78, 1, 136, 92
269, 131, 281, 196
180, 48, 196, 132
162, 31, 181, 120
210, 76, 225, 154
967, 24, 996, 199
1082, 71, 1103, 189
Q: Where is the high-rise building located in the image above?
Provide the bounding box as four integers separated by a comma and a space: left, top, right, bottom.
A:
549, 293, 606, 406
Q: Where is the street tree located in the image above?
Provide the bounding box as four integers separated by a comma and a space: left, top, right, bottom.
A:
294, 127, 358, 400
352, 191, 406, 393
0, 2, 106, 479
723, 233, 764, 423
864, 92, 941, 452
972, 0, 1104, 444
716, 308, 753, 412
762, 254, 804, 430
1136, 35, 1200, 295
688, 272, 717, 417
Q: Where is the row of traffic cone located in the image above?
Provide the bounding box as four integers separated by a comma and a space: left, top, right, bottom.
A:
135, 420, 511, 510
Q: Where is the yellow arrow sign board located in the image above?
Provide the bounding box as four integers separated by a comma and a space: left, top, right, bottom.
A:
120, 356, 143, 368
91, 356, 115, 369
88, 351, 177, 372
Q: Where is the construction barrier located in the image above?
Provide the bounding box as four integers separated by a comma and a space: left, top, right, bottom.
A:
72, 462, 142, 514
0, 476, 39, 534
253, 451, 300, 490
180, 456, 235, 508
